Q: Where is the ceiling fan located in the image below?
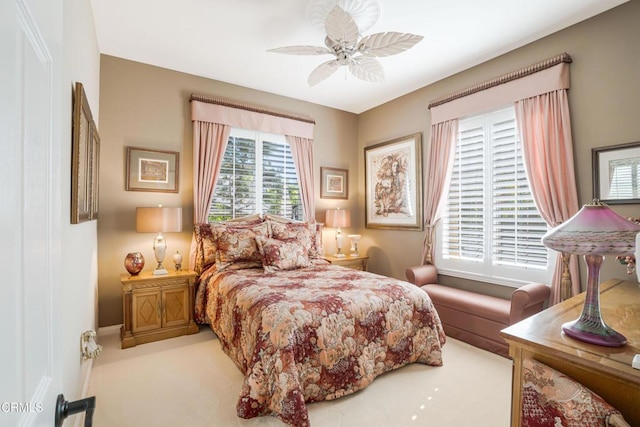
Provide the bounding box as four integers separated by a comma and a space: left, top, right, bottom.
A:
267, 2, 423, 86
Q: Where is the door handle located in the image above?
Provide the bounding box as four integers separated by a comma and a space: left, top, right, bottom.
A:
55, 394, 96, 427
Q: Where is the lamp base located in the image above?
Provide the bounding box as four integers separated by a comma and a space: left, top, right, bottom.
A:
153, 263, 168, 275
334, 253, 346, 258
562, 318, 627, 347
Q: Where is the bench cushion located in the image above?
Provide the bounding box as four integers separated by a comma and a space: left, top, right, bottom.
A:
422, 284, 511, 325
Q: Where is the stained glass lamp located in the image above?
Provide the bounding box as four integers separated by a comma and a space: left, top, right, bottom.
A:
542, 200, 640, 347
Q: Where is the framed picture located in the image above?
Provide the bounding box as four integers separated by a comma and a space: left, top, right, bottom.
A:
320, 167, 348, 199
593, 141, 640, 204
365, 133, 423, 230
126, 147, 179, 193
71, 82, 100, 224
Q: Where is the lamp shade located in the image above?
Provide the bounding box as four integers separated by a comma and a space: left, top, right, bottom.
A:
541, 200, 640, 255
135, 207, 182, 233
325, 208, 351, 228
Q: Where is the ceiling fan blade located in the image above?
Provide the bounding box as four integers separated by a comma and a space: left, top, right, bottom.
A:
357, 32, 424, 57
267, 45, 333, 56
348, 57, 384, 83
306, 0, 380, 34
308, 60, 340, 86
325, 5, 359, 47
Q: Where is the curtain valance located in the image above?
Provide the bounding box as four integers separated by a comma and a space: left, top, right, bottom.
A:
429, 53, 572, 124
190, 95, 315, 139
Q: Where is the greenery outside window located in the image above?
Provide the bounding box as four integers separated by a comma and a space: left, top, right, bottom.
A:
209, 128, 302, 222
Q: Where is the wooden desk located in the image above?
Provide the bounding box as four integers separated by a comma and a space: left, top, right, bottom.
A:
501, 278, 640, 426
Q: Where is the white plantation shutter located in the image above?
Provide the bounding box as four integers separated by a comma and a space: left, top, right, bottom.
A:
262, 139, 301, 219
439, 107, 549, 285
444, 122, 485, 261
209, 128, 302, 221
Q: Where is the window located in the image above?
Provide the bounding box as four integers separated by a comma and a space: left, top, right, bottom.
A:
607, 158, 640, 199
209, 128, 302, 221
436, 107, 550, 286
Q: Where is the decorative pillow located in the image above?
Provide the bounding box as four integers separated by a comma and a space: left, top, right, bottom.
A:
270, 220, 312, 246
255, 236, 310, 273
193, 216, 266, 273
521, 358, 630, 427
215, 222, 271, 271
193, 223, 217, 274
309, 222, 324, 259
228, 213, 263, 224
263, 213, 296, 224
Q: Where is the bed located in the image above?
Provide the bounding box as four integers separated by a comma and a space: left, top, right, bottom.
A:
193, 215, 446, 427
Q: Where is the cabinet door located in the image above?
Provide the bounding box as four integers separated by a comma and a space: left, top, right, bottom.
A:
132, 290, 162, 333
162, 287, 189, 327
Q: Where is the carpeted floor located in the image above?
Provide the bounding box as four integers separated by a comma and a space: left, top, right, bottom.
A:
87, 326, 511, 426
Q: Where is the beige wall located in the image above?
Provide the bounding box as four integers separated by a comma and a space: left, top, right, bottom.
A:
97, 57, 358, 326
358, 0, 640, 298
98, 0, 640, 326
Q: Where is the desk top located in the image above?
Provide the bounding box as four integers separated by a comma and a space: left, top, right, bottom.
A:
501, 278, 640, 385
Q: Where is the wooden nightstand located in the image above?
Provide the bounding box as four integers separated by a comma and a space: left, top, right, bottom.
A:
324, 254, 369, 271
120, 270, 199, 349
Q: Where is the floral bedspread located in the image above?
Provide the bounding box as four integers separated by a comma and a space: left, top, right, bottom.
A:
196, 264, 446, 426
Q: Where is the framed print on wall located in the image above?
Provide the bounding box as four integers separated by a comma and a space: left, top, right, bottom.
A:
365, 133, 423, 230
593, 141, 640, 204
126, 147, 179, 193
320, 167, 348, 199
71, 82, 100, 224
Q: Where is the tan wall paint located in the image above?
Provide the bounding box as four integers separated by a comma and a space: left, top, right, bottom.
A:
98, 56, 358, 326
358, 0, 640, 297
99, 1, 639, 326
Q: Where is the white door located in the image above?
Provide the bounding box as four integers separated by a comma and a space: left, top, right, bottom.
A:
0, 0, 64, 425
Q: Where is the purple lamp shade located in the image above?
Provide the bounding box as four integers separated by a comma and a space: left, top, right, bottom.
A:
541, 200, 640, 347
542, 202, 640, 255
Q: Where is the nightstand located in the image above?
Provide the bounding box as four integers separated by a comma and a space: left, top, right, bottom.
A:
120, 270, 199, 349
324, 254, 369, 271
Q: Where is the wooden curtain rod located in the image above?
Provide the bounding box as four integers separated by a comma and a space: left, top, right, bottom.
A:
189, 94, 316, 125
428, 53, 573, 109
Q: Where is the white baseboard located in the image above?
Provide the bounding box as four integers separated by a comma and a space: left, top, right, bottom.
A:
74, 357, 95, 427
98, 324, 121, 337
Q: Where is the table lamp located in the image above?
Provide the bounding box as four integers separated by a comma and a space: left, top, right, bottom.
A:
542, 199, 640, 347
136, 204, 182, 275
325, 208, 351, 257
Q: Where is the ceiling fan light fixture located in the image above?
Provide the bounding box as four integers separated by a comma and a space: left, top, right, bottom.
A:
269, 2, 422, 86
306, 0, 381, 34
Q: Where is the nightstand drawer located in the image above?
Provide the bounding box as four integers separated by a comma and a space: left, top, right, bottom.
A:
324, 255, 369, 271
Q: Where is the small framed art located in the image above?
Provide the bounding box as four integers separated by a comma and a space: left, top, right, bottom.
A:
125, 147, 179, 193
320, 167, 348, 199
593, 141, 640, 204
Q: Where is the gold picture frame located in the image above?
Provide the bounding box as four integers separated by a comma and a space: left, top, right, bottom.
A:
71, 82, 100, 224
365, 133, 423, 230
320, 167, 348, 199
125, 147, 179, 193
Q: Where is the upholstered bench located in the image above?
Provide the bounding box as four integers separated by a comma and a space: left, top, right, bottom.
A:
406, 264, 550, 357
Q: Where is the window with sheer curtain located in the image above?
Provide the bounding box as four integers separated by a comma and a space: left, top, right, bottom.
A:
208, 128, 302, 221
436, 107, 549, 285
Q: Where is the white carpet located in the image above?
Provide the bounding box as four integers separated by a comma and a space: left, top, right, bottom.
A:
88, 327, 511, 426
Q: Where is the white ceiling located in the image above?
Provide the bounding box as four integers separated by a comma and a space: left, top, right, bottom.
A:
91, 0, 627, 114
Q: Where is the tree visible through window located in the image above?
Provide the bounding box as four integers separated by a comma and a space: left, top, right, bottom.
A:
209, 128, 302, 222
437, 107, 549, 285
